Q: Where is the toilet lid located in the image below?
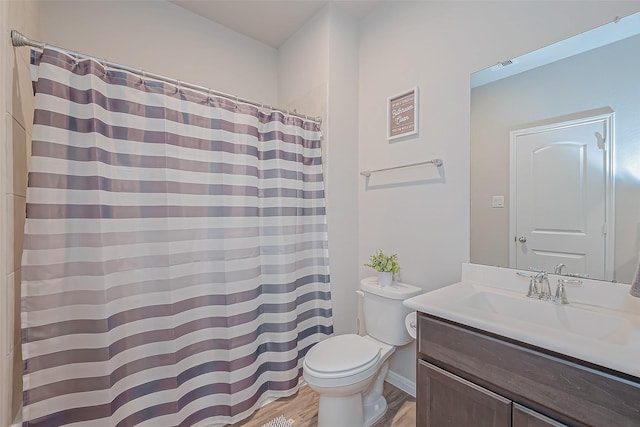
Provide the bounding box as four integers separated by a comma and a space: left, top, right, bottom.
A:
305, 334, 381, 376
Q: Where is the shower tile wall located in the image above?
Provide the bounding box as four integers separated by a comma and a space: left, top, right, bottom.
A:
2, 0, 39, 424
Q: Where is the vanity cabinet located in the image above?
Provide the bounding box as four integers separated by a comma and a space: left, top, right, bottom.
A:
418, 360, 511, 427
418, 361, 564, 427
512, 404, 566, 427
416, 313, 640, 427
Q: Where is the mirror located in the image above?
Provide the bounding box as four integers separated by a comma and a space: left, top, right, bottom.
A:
470, 12, 640, 283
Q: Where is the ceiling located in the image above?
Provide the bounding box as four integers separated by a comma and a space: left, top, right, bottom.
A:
170, 1, 382, 48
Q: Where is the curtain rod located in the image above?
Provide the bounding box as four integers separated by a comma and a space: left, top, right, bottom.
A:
10, 30, 323, 126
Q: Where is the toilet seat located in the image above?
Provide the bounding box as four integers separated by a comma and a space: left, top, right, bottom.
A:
302, 278, 421, 427
304, 334, 381, 379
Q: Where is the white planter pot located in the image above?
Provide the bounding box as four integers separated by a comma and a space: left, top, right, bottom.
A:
377, 271, 393, 288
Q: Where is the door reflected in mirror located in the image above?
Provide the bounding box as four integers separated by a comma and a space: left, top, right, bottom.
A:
470, 12, 640, 283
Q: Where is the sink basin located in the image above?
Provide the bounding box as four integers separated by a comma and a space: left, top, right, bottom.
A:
457, 290, 632, 343
403, 265, 640, 378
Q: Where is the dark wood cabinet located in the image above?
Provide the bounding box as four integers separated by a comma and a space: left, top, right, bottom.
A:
417, 360, 566, 427
418, 360, 511, 427
512, 404, 567, 427
416, 312, 640, 427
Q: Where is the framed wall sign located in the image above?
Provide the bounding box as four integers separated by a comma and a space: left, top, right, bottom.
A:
387, 87, 418, 140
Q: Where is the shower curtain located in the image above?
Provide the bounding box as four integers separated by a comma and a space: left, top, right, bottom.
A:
21, 47, 332, 426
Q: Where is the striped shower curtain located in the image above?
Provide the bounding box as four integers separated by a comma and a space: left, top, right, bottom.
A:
21, 48, 332, 426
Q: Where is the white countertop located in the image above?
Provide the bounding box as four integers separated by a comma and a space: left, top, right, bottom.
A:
404, 263, 640, 379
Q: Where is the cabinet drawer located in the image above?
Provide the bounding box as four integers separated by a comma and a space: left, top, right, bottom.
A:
418, 313, 640, 427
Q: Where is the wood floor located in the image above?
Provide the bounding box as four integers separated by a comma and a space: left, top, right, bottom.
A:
231, 382, 416, 427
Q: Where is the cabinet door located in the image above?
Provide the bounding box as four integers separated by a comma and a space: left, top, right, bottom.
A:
513, 404, 568, 427
417, 360, 512, 427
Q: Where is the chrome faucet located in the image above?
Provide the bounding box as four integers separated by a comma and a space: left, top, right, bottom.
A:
536, 271, 552, 301
517, 270, 582, 304
516, 270, 550, 300
554, 263, 567, 275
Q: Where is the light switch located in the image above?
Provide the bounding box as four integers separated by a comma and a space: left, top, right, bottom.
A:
492, 196, 505, 208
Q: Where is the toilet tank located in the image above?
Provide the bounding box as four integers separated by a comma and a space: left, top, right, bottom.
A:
360, 277, 423, 346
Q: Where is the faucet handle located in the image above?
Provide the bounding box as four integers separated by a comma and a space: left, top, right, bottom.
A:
553, 281, 569, 305
558, 278, 583, 286
517, 272, 540, 298
553, 278, 580, 304
526, 277, 540, 299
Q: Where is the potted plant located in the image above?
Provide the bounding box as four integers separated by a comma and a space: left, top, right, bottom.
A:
364, 249, 400, 287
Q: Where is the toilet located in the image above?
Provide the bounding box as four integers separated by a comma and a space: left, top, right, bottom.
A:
303, 277, 422, 427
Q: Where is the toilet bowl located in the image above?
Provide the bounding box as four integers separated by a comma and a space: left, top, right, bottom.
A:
303, 334, 394, 427
303, 278, 422, 427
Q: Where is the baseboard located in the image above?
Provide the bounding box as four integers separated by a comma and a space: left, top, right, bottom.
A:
385, 370, 416, 398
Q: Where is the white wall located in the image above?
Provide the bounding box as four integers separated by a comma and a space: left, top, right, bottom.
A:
278, 7, 329, 111
325, 6, 360, 335
38, 0, 279, 104
358, 0, 640, 386
278, 4, 360, 336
